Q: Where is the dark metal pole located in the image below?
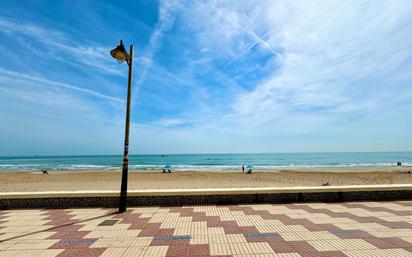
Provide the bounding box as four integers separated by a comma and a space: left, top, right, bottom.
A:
119, 45, 133, 213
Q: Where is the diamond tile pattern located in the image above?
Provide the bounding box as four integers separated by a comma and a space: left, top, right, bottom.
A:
0, 201, 412, 256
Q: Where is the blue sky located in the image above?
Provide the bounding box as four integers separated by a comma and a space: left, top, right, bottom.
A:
0, 0, 412, 155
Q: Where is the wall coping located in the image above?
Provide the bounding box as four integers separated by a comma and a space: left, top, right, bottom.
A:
1, 184, 411, 199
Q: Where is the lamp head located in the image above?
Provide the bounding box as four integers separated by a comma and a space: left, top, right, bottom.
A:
110, 40, 129, 64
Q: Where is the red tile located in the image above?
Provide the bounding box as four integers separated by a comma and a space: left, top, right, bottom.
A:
246, 236, 278, 243
204, 216, 220, 222
298, 252, 327, 257
48, 231, 89, 239
150, 239, 170, 246
180, 212, 195, 217
56, 248, 105, 257
289, 241, 318, 252
403, 247, 412, 253
227, 206, 244, 211
316, 224, 340, 231
302, 224, 327, 231
157, 229, 175, 236
138, 229, 160, 237
239, 226, 259, 234
363, 238, 398, 249
166, 244, 189, 257
268, 241, 294, 253
168, 207, 184, 213
170, 240, 189, 245
220, 221, 238, 227
144, 223, 162, 230
121, 215, 148, 224
223, 227, 242, 234
206, 221, 223, 227
383, 237, 412, 248
188, 244, 209, 256
320, 251, 348, 257
192, 215, 207, 222
241, 208, 257, 215
331, 230, 372, 239
300, 251, 344, 257
128, 221, 150, 230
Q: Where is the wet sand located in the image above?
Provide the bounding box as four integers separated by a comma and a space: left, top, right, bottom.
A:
1, 167, 411, 192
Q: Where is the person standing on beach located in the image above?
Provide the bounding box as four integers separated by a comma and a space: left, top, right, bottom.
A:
242, 165, 245, 173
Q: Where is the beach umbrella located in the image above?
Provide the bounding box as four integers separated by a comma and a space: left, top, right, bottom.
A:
163, 165, 172, 173
246, 165, 254, 174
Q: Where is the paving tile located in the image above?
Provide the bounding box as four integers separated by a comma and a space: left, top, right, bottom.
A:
37, 249, 65, 257
144, 246, 169, 257
0, 250, 24, 257
122, 247, 147, 257
268, 241, 295, 253
344, 248, 412, 257
166, 243, 188, 256
188, 244, 209, 256
383, 237, 412, 248
55, 248, 106, 257
99, 247, 127, 257
210, 243, 232, 255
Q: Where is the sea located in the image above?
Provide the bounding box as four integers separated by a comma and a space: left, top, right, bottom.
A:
0, 152, 411, 172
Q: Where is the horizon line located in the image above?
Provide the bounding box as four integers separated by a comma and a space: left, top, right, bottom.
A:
1, 150, 412, 158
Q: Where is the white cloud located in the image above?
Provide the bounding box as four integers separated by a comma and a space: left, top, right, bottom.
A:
175, 1, 412, 119
136, 0, 412, 152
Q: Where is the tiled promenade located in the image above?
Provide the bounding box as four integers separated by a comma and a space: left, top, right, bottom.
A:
0, 201, 412, 257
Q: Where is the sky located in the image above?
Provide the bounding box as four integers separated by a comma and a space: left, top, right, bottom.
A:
0, 0, 412, 156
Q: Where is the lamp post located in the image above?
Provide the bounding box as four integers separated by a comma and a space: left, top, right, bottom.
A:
110, 40, 134, 213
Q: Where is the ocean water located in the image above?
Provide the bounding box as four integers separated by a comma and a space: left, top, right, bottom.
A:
0, 152, 411, 172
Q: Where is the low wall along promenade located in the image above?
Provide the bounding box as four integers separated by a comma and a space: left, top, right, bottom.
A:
1, 184, 411, 209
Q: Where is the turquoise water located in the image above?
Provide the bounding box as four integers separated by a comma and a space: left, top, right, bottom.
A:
0, 152, 411, 171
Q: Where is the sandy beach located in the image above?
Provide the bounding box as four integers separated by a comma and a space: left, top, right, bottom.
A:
0, 166, 411, 192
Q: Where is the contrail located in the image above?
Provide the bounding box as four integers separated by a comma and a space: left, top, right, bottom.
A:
224, 30, 274, 68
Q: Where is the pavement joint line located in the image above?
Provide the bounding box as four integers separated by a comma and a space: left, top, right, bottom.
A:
60, 239, 97, 244
329, 230, 362, 235
244, 233, 280, 237
153, 235, 191, 241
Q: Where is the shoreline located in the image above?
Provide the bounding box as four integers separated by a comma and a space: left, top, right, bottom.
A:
1, 167, 411, 192
1, 166, 411, 174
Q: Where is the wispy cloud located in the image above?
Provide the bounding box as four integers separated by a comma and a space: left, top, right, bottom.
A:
136, 1, 178, 85
0, 68, 123, 103
0, 17, 121, 75
131, 0, 412, 152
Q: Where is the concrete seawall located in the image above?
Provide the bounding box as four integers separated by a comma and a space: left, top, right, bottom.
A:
1, 184, 411, 209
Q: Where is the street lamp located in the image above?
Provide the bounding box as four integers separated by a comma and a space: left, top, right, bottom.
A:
110, 40, 134, 213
